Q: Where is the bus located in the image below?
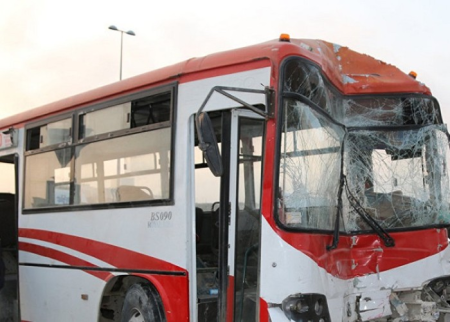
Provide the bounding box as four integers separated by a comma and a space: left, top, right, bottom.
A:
0, 34, 450, 322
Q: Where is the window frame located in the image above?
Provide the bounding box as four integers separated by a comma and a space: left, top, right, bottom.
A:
25, 113, 75, 155
275, 95, 346, 233
22, 83, 177, 214
274, 56, 446, 233
77, 86, 173, 144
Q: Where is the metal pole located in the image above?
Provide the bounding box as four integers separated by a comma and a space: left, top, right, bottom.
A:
109, 25, 135, 81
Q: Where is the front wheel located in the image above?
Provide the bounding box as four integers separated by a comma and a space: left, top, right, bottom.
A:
121, 284, 165, 322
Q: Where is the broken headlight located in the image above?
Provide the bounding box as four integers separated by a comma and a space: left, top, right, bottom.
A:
423, 276, 450, 308
281, 293, 331, 321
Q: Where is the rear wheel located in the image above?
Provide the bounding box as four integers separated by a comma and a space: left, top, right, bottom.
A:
120, 284, 164, 322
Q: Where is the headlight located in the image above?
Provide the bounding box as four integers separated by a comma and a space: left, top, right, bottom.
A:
282, 293, 330, 321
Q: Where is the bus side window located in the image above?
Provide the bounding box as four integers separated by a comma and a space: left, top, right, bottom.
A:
74, 128, 171, 205
23, 87, 174, 209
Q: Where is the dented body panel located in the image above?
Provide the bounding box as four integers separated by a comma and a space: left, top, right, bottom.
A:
263, 40, 450, 321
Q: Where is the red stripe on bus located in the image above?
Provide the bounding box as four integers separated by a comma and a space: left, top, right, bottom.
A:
272, 226, 448, 279
227, 275, 235, 322
259, 298, 269, 322
19, 242, 113, 281
132, 272, 190, 322
19, 228, 185, 273
179, 59, 271, 83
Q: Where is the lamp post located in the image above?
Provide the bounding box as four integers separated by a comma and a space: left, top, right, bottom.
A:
108, 25, 136, 80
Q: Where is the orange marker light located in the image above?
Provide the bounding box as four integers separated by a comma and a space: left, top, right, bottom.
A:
279, 33, 291, 42
409, 71, 417, 79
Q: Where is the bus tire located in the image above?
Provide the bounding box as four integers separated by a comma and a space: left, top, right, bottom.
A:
120, 283, 164, 322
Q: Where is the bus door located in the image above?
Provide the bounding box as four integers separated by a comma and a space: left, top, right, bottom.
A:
0, 154, 19, 321
228, 110, 264, 322
194, 109, 264, 322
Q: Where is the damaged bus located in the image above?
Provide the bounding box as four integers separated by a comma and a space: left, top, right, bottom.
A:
0, 34, 449, 321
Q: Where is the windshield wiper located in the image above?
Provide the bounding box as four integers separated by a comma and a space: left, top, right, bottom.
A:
343, 176, 395, 247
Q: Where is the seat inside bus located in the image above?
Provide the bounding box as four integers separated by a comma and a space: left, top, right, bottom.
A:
116, 185, 154, 202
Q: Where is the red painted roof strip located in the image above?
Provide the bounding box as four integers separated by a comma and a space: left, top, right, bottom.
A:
0, 38, 429, 129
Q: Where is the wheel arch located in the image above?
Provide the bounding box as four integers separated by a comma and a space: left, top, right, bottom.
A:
98, 274, 166, 322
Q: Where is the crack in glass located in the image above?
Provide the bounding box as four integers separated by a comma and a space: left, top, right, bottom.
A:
279, 59, 450, 232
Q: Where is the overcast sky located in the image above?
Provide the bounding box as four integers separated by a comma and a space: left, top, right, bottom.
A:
1, 0, 449, 123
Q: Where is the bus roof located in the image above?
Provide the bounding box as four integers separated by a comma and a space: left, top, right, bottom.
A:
0, 37, 430, 130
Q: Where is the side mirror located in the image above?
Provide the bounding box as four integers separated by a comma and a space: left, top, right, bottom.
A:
196, 112, 223, 177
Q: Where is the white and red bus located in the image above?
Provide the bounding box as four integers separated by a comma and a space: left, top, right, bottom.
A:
1, 34, 450, 321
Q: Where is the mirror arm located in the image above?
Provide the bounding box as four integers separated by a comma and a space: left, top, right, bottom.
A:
215, 87, 270, 119
195, 86, 274, 177
196, 86, 275, 120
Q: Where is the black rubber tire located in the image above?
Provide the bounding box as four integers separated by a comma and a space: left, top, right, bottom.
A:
120, 283, 165, 322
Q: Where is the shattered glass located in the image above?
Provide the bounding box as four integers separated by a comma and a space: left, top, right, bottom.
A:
278, 99, 344, 230
283, 58, 441, 127
343, 126, 450, 231
283, 59, 337, 116
278, 58, 450, 232
342, 96, 440, 127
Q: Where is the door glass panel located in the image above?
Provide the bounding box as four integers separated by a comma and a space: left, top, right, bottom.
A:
195, 113, 222, 322
234, 118, 264, 322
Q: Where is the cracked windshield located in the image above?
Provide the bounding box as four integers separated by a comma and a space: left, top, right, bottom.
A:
278, 59, 450, 232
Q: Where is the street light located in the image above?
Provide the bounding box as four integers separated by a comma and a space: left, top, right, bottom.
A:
108, 25, 136, 80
